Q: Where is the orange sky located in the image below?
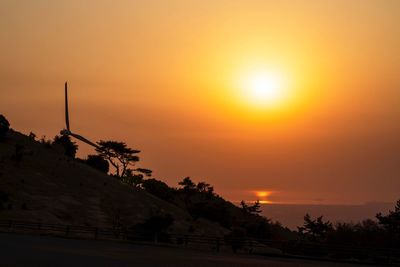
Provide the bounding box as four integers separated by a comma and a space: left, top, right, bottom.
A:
1, 0, 399, 205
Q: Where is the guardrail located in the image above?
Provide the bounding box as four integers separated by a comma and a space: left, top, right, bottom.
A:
0, 220, 399, 266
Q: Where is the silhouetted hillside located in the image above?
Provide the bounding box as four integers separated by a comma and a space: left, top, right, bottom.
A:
0, 128, 224, 236
0, 124, 292, 240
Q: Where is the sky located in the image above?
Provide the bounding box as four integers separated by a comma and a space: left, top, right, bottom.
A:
1, 0, 399, 206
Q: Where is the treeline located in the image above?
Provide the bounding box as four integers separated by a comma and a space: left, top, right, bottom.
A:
298, 201, 400, 249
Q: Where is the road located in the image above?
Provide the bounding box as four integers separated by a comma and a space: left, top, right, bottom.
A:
0, 233, 376, 267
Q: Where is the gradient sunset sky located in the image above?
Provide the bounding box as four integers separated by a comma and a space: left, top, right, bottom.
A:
1, 0, 399, 205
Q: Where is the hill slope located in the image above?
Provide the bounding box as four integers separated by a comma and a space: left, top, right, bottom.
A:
0, 130, 201, 233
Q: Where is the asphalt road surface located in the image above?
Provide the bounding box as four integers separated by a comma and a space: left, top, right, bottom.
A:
0, 233, 376, 267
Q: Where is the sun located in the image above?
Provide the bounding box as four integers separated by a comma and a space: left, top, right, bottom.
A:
235, 68, 289, 110
253, 190, 273, 204
251, 74, 280, 99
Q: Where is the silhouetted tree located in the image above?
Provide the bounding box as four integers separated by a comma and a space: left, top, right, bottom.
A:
376, 199, 400, 245
240, 200, 262, 215
122, 169, 144, 187
196, 182, 214, 195
28, 132, 36, 140
178, 177, 196, 191
0, 115, 10, 139
96, 140, 140, 178
136, 168, 153, 177
53, 135, 78, 158
327, 219, 384, 247
39, 136, 52, 148
142, 178, 175, 202
248, 200, 262, 214
85, 154, 109, 173
298, 213, 333, 242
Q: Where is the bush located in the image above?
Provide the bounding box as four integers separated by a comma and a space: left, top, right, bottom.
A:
85, 155, 109, 173
28, 132, 36, 140
53, 135, 78, 158
121, 169, 143, 187
142, 179, 175, 202
240, 216, 272, 240
39, 136, 52, 148
188, 201, 232, 228
224, 228, 247, 253
0, 115, 10, 139
127, 214, 174, 243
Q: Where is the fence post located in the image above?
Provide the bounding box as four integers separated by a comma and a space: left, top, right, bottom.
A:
154, 232, 158, 244
8, 220, 13, 232
216, 238, 220, 252
37, 222, 41, 232
94, 227, 98, 240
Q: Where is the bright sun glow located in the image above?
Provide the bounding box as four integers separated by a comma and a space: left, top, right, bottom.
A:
256, 191, 271, 198
237, 68, 290, 110
252, 191, 274, 204
251, 74, 281, 100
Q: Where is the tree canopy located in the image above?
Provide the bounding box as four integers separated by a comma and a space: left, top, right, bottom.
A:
178, 177, 196, 191
96, 140, 140, 178
240, 200, 262, 215
53, 135, 78, 158
298, 213, 333, 242
85, 154, 109, 173
376, 200, 400, 240
0, 115, 10, 138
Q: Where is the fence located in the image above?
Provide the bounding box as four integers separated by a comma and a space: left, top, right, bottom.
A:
0, 220, 399, 266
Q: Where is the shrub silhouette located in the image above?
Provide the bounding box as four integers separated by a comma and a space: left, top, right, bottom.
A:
121, 169, 143, 187
142, 179, 175, 202
178, 177, 196, 191
0, 114, 10, 140
28, 132, 36, 140
295, 203, 400, 251
327, 219, 384, 247
239, 216, 272, 240
298, 214, 333, 242
85, 154, 109, 173
127, 214, 174, 243
194, 202, 231, 227
376, 199, 400, 247
39, 136, 52, 148
224, 227, 247, 253
53, 135, 78, 158
136, 168, 152, 177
